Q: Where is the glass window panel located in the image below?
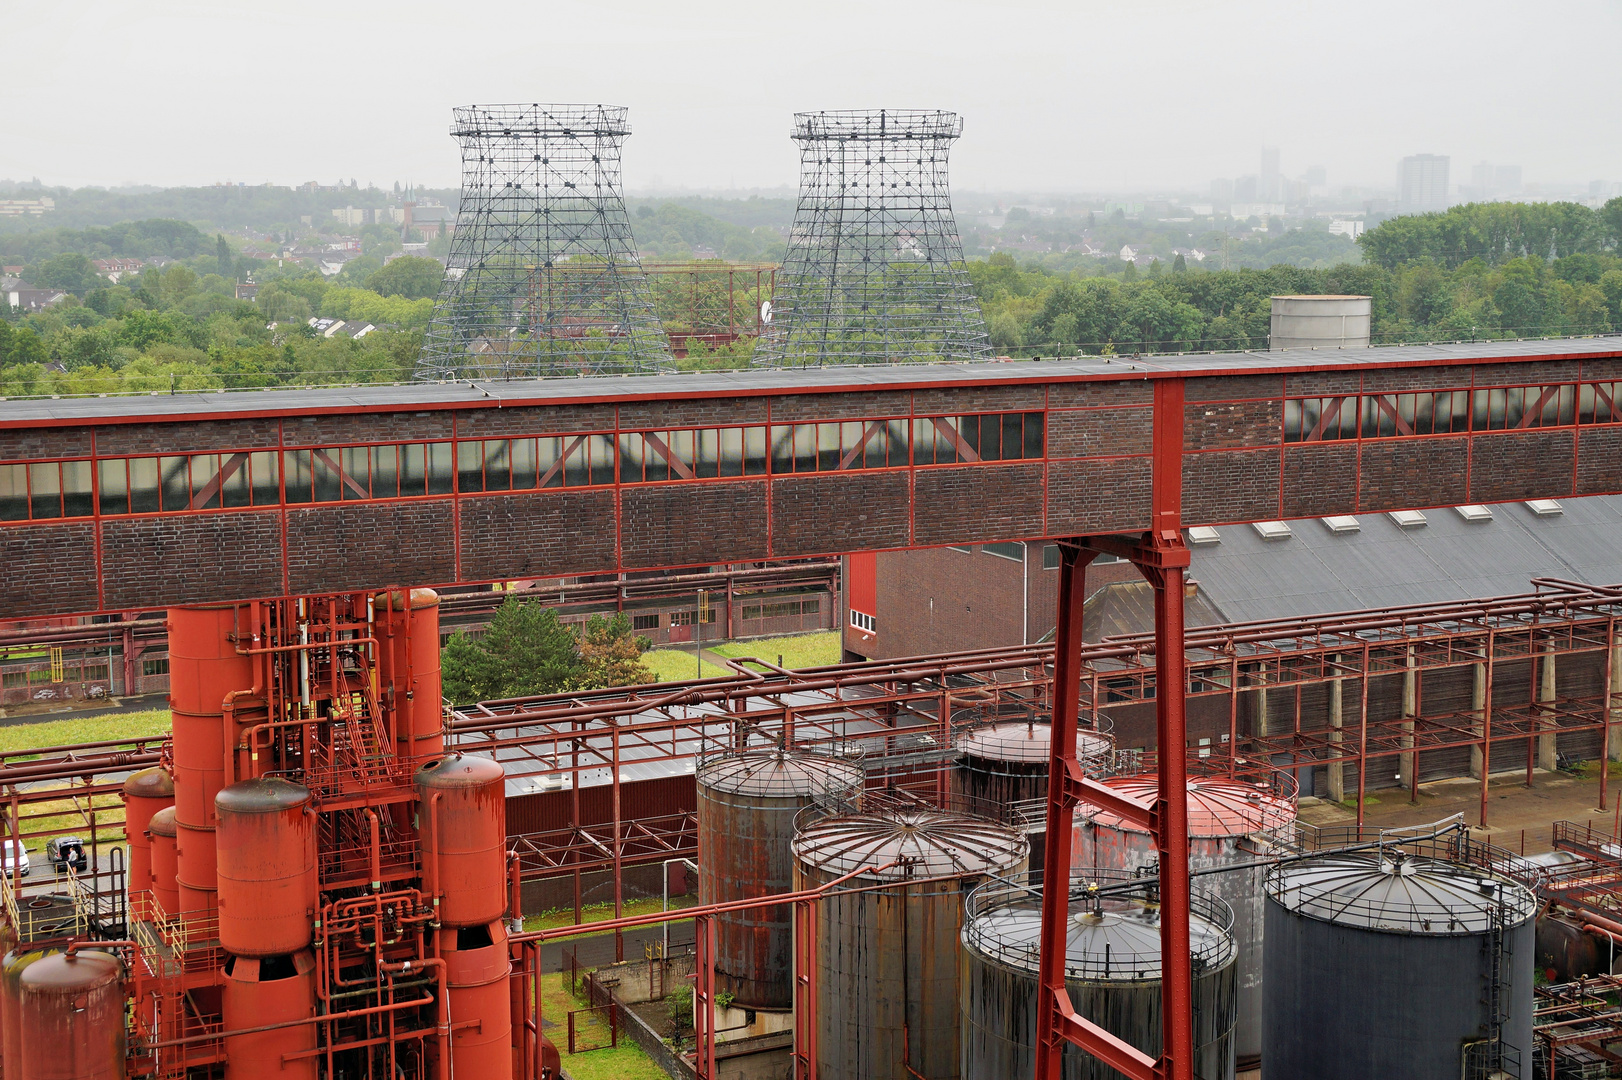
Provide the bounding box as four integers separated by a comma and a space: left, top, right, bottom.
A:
667, 430, 696, 475
60, 461, 93, 517
863, 423, 887, 469
769, 426, 795, 474
129, 456, 162, 512
339, 446, 369, 499
1002, 413, 1023, 458
0, 463, 28, 521
816, 423, 841, 471
311, 451, 342, 503
510, 438, 538, 490
587, 435, 615, 485
718, 428, 743, 478
426, 442, 454, 495
641, 433, 669, 483
97, 459, 128, 516
743, 426, 767, 476
839, 421, 863, 467
1556, 385, 1575, 426
1284, 400, 1304, 442
400, 444, 426, 497
455, 441, 484, 493
538, 438, 562, 487
886, 420, 909, 467
695, 429, 720, 479
249, 451, 280, 505
912, 419, 937, 463
26, 462, 60, 519
371, 445, 400, 499
218, 454, 251, 509
617, 434, 646, 483
1023, 413, 1044, 458
160, 456, 191, 511
482, 440, 511, 492
940, 418, 964, 464
189, 453, 222, 509
791, 425, 815, 473
563, 438, 588, 487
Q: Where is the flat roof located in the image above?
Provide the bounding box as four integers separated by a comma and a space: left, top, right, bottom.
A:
2, 334, 1619, 427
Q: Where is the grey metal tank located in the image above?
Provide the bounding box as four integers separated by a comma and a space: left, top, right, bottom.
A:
1264, 850, 1537, 1079
960, 870, 1237, 1080
792, 808, 1028, 1080
1073, 772, 1294, 1065
696, 748, 864, 1010
952, 720, 1113, 814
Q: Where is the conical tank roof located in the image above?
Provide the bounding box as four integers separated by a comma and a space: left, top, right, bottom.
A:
956, 722, 1111, 764
793, 808, 1026, 883
1080, 774, 1294, 837
697, 749, 864, 798
1267, 852, 1537, 934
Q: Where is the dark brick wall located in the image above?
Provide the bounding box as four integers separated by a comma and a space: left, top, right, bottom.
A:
617, 399, 767, 429
1048, 408, 1153, 458
914, 464, 1044, 546
1183, 450, 1280, 524
458, 490, 617, 581
96, 419, 280, 455
1361, 365, 1477, 392
1282, 444, 1359, 519
456, 404, 617, 438
1577, 427, 1622, 495
912, 385, 1044, 415
769, 391, 911, 421
1284, 371, 1362, 396
1046, 459, 1151, 535
101, 512, 281, 609
1469, 430, 1576, 502
286, 412, 455, 445
621, 481, 768, 568
1184, 400, 1282, 451
1048, 380, 1153, 408
1474, 360, 1580, 386
771, 471, 910, 557
285, 501, 454, 592
1183, 375, 1281, 402
1580, 358, 1622, 381
1358, 438, 1468, 511
0, 523, 97, 615
0, 429, 93, 461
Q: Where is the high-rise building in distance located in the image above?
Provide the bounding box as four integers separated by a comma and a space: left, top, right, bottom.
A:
1398, 154, 1450, 213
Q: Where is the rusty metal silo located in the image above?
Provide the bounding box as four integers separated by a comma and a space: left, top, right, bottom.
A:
415, 753, 508, 927
1073, 772, 1295, 1066
221, 949, 317, 1080
14, 950, 125, 1080
792, 808, 1027, 1080
961, 870, 1237, 1080
697, 749, 865, 1010
215, 778, 317, 957
121, 767, 174, 900
147, 806, 180, 916
436, 921, 513, 1080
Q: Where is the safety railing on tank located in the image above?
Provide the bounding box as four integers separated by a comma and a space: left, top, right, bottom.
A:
963, 867, 1236, 979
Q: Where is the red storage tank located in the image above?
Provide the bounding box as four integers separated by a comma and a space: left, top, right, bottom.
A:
175, 823, 219, 919
121, 767, 174, 897
147, 807, 180, 916
221, 950, 316, 1080
376, 589, 444, 761
415, 755, 507, 927
0, 950, 46, 1080
215, 778, 317, 957
437, 921, 512, 1080
15, 950, 124, 1080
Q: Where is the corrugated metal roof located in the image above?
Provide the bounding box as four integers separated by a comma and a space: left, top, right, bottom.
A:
1184, 495, 1622, 625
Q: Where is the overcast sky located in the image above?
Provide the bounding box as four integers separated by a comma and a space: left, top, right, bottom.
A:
10, 0, 1621, 195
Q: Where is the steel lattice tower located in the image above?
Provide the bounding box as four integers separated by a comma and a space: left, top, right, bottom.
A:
754, 109, 991, 367
416, 104, 672, 380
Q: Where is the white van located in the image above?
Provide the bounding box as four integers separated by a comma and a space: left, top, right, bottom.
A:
0, 841, 30, 877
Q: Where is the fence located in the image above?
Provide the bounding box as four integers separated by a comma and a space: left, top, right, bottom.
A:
560, 945, 622, 1057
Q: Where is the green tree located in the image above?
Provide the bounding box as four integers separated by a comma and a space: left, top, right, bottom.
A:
216, 234, 235, 281
438, 598, 581, 703
366, 256, 444, 300
29, 252, 101, 294
577, 614, 655, 689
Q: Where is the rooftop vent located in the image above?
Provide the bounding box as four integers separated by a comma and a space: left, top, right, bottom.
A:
1321, 516, 1360, 534
1252, 521, 1293, 541
1526, 499, 1564, 517
1388, 510, 1428, 528
1187, 526, 1222, 545
1454, 505, 1493, 522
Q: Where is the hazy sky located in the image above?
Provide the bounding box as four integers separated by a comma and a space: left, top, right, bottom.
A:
10, 0, 1622, 194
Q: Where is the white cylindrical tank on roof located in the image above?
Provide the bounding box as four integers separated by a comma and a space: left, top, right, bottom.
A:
1270, 295, 1371, 351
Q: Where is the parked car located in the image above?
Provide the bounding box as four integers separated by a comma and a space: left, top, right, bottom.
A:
0, 841, 29, 877
46, 836, 87, 873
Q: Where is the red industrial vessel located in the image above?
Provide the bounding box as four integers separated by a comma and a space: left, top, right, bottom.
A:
0, 590, 552, 1080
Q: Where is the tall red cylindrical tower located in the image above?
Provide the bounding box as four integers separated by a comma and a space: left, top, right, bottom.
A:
221, 950, 317, 1080
376, 589, 444, 761
436, 921, 512, 1080
215, 778, 317, 958
415, 754, 507, 927
121, 767, 174, 899
146, 807, 180, 916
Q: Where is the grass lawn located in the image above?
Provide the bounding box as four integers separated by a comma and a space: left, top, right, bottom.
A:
0, 708, 171, 757
710, 630, 841, 670
536, 971, 670, 1080
522, 893, 699, 935
642, 649, 730, 682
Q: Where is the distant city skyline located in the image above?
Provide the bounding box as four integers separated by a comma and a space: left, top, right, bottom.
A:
6, 0, 1621, 195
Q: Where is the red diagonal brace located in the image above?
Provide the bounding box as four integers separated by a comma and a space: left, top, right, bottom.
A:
1056, 999, 1160, 1079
